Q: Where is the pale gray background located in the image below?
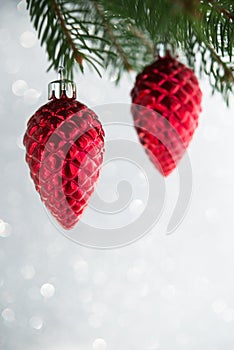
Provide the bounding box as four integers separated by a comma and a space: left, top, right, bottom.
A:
1, 1, 234, 349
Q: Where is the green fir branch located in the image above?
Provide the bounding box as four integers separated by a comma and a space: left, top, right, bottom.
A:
26, 0, 234, 104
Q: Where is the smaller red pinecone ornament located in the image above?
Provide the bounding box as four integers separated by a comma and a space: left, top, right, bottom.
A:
23, 72, 104, 230
131, 53, 202, 176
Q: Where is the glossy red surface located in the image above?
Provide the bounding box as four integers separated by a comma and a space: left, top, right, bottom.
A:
131, 54, 202, 176
24, 94, 105, 230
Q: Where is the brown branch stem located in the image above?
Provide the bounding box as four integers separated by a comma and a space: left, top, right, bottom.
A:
128, 25, 154, 56
209, 0, 234, 20
92, 1, 132, 71
50, 0, 83, 65
208, 44, 234, 83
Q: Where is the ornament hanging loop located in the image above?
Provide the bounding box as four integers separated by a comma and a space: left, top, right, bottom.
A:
58, 65, 65, 81
154, 42, 177, 59
48, 63, 76, 100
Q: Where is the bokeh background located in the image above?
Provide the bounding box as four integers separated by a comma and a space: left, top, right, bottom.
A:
1, 1, 234, 349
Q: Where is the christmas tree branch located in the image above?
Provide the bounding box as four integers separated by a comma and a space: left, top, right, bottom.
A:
128, 25, 154, 56
209, 0, 234, 21
26, 0, 233, 103
208, 44, 234, 83
50, 0, 83, 66
92, 1, 132, 71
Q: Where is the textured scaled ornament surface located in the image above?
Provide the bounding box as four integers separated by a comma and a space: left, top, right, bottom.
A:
23, 93, 105, 230
131, 54, 202, 176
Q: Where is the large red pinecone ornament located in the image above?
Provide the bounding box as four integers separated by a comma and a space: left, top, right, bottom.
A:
131, 53, 202, 176
23, 77, 104, 230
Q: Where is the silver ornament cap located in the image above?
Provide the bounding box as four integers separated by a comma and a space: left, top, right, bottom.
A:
48, 66, 76, 99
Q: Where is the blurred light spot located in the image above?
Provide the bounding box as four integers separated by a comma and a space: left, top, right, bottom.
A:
40, 283, 55, 298
6, 58, 20, 74
222, 308, 234, 322
29, 316, 43, 330
17, 0, 27, 12
0, 220, 11, 238
110, 72, 118, 82
205, 208, 220, 224
1, 308, 15, 322
212, 299, 227, 314
72, 23, 81, 29
92, 338, 107, 350
17, 134, 25, 150
129, 199, 144, 215
12, 80, 28, 96
23, 88, 41, 105
20, 31, 37, 48
161, 284, 176, 299
20, 264, 35, 280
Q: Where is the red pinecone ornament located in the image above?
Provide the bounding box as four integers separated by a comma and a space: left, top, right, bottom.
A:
131, 53, 202, 176
23, 78, 104, 230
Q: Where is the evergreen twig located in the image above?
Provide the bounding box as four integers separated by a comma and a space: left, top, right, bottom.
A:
50, 0, 83, 65
26, 0, 234, 104
128, 25, 154, 55
92, 1, 133, 71
208, 44, 234, 83
209, 0, 234, 21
